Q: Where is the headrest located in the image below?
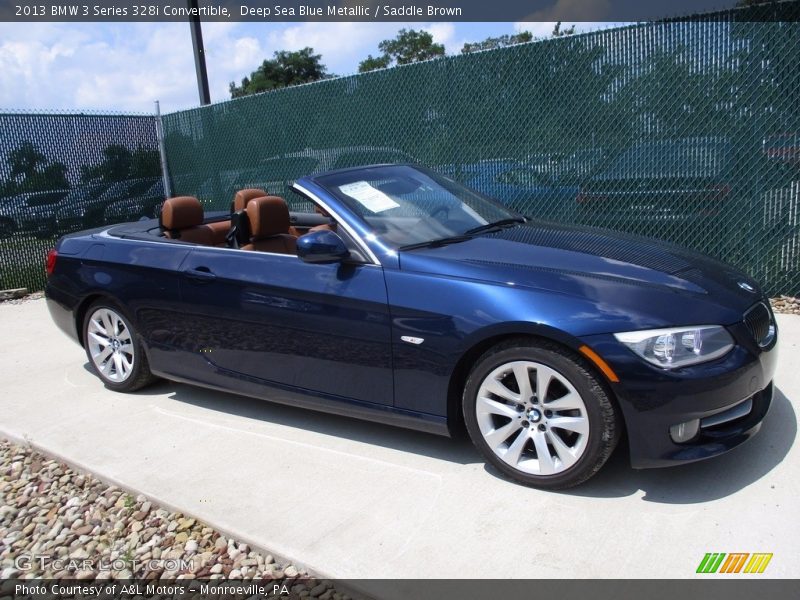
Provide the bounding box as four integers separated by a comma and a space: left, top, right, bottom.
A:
246, 196, 290, 238
234, 188, 268, 212
162, 196, 203, 230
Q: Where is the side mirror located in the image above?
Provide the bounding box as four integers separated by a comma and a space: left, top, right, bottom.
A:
297, 230, 350, 264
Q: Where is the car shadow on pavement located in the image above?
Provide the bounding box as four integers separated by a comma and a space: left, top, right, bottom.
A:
135, 378, 480, 466
130, 374, 796, 503
561, 387, 796, 503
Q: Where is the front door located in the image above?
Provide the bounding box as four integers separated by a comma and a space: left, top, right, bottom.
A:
174, 247, 393, 406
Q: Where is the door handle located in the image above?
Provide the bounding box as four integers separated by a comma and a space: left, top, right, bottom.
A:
184, 266, 217, 282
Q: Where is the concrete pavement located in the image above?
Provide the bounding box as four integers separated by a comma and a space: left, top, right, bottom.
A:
1, 299, 798, 590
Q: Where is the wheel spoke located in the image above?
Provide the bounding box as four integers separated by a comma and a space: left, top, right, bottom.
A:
548, 416, 589, 435
535, 365, 555, 401
102, 312, 115, 337
117, 328, 131, 342
549, 430, 580, 469
484, 420, 521, 449
501, 428, 529, 466
112, 316, 122, 337
512, 364, 533, 400
90, 318, 107, 336
99, 355, 113, 376
544, 391, 583, 411
482, 377, 520, 402
476, 396, 520, 420
94, 346, 113, 364
112, 352, 124, 379
88, 331, 110, 348
531, 430, 556, 475
119, 354, 132, 376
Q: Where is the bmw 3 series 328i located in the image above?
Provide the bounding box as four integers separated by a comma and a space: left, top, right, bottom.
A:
45, 164, 778, 488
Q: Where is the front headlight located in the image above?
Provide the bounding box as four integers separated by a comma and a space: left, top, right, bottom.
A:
614, 325, 734, 369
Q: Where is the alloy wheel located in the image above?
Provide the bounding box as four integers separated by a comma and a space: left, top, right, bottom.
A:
86, 307, 135, 383
475, 360, 589, 475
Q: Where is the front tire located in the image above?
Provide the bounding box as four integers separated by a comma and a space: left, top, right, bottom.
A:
82, 301, 156, 392
463, 338, 620, 489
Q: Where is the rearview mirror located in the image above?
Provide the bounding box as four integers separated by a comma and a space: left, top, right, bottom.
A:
297, 230, 350, 264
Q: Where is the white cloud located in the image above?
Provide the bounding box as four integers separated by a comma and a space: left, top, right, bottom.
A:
424, 23, 457, 48
0, 21, 532, 112
0, 23, 196, 112
263, 22, 405, 74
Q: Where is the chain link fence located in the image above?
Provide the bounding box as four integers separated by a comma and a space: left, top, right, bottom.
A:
0, 111, 161, 291
163, 2, 800, 296
1, 2, 798, 295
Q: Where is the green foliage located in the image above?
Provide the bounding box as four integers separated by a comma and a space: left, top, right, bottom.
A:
461, 32, 534, 54
229, 48, 329, 98
359, 29, 445, 73
129, 148, 161, 179
358, 54, 392, 73
1, 141, 70, 194
9, 141, 47, 180
551, 22, 577, 38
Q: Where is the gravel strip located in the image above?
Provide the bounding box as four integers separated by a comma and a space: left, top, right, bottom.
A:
0, 440, 348, 598
0, 291, 43, 306
770, 296, 800, 315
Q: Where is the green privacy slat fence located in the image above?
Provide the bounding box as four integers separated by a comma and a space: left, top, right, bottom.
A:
0, 112, 161, 291
163, 1, 800, 296
1, 2, 799, 295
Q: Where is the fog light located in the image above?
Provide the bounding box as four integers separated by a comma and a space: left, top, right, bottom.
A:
670, 419, 700, 443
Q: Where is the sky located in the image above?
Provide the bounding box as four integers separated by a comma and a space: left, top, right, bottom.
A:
0, 21, 619, 114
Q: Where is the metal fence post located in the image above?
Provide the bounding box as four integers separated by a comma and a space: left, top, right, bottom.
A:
154, 100, 172, 199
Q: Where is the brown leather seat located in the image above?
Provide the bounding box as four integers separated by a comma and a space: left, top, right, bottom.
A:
233, 188, 267, 212
229, 188, 301, 243
162, 196, 221, 245
241, 196, 297, 254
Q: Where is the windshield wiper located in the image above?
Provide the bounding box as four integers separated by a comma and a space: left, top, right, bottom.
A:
464, 217, 527, 236
398, 235, 474, 251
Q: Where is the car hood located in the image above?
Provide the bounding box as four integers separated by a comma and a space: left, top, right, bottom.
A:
397, 221, 762, 324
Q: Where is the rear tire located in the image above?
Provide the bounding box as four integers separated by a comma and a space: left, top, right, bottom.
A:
82, 300, 156, 392
463, 338, 620, 489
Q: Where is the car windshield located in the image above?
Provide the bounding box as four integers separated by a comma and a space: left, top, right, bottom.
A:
315, 165, 519, 249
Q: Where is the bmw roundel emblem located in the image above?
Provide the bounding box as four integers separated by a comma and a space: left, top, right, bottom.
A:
738, 281, 756, 293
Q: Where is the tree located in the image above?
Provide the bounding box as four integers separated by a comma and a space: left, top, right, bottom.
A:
129, 147, 161, 179
358, 54, 391, 72
461, 32, 533, 54
359, 29, 445, 73
2, 141, 69, 193
229, 48, 329, 98
551, 22, 577, 38
9, 142, 47, 181
80, 144, 132, 183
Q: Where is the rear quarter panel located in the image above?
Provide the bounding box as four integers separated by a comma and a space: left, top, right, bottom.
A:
46, 232, 192, 361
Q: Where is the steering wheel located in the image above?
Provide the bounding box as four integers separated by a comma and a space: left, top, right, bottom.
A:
429, 205, 450, 221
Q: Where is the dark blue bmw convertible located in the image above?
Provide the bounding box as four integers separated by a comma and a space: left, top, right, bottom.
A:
45, 164, 778, 488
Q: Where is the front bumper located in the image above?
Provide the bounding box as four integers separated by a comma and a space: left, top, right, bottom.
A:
581, 318, 778, 468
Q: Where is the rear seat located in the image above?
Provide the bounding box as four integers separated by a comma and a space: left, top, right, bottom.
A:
227, 188, 301, 248
161, 196, 228, 246
227, 189, 266, 248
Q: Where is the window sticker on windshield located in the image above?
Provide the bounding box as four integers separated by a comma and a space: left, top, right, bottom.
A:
339, 181, 400, 213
